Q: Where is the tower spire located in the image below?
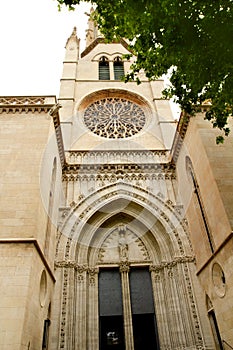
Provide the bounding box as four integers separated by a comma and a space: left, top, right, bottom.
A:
65, 26, 80, 59
85, 7, 99, 48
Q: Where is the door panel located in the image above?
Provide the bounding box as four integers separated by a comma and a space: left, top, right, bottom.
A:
129, 268, 154, 314
99, 270, 123, 316
132, 314, 159, 350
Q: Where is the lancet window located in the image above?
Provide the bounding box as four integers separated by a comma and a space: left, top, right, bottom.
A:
99, 56, 110, 80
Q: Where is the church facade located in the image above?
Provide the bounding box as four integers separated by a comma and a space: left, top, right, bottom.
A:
0, 15, 233, 350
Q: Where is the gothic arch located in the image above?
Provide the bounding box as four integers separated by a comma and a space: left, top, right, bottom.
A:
55, 182, 206, 350
75, 88, 153, 115
56, 181, 193, 263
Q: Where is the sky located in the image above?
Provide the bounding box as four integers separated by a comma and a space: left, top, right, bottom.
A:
0, 0, 91, 96
0, 0, 180, 117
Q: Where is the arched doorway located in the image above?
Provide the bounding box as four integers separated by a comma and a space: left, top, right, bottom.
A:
55, 183, 209, 350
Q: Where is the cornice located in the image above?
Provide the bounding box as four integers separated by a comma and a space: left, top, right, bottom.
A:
0, 96, 56, 114
63, 162, 175, 176
171, 111, 191, 164
171, 103, 212, 164
49, 103, 66, 168
65, 149, 171, 165
0, 238, 55, 282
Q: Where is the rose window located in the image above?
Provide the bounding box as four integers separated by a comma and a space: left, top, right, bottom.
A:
83, 97, 146, 138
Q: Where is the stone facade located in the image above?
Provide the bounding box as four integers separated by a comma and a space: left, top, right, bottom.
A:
0, 17, 232, 350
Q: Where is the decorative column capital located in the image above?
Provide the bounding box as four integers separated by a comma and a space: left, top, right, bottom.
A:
88, 267, 99, 276
119, 261, 130, 273
87, 267, 99, 286
149, 264, 162, 273
75, 264, 88, 274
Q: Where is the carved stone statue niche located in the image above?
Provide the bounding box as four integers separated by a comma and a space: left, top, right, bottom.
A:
118, 224, 128, 261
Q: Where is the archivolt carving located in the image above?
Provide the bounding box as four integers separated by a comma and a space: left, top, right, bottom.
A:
59, 268, 68, 350
57, 183, 191, 262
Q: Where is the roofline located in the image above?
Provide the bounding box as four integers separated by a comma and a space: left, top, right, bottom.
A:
81, 37, 131, 58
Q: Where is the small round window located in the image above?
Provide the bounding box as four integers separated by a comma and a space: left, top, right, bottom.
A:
212, 263, 226, 298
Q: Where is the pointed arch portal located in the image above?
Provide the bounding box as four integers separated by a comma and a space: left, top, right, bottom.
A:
55, 182, 204, 350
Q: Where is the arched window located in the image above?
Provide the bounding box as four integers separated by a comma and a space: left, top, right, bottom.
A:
114, 57, 124, 80
206, 295, 224, 350
42, 304, 51, 349
44, 158, 57, 258
99, 56, 110, 80
185, 156, 215, 253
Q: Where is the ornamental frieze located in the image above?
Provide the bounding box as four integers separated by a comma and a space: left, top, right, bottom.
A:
66, 150, 171, 165
62, 171, 176, 182
149, 256, 195, 272
63, 162, 175, 176
0, 96, 55, 114
0, 96, 46, 105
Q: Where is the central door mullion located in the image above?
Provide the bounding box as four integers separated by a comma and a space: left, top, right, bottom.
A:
119, 263, 134, 350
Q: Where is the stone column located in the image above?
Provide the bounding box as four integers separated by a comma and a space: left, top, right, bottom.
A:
87, 267, 99, 350
150, 265, 172, 349
164, 264, 186, 348
74, 264, 88, 350
119, 262, 134, 350
109, 61, 114, 80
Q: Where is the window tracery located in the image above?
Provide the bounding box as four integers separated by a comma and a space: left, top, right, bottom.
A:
83, 97, 146, 139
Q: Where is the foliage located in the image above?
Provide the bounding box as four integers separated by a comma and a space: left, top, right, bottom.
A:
57, 0, 233, 142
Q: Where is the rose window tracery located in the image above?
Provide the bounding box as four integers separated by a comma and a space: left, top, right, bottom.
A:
83, 97, 146, 138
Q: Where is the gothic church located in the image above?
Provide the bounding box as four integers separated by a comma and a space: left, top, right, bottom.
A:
0, 12, 233, 350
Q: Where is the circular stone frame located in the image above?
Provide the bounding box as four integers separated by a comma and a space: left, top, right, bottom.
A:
79, 89, 152, 140
212, 262, 226, 298
84, 97, 146, 139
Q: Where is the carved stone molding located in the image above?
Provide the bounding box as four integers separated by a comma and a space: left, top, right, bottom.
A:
60, 186, 191, 260
149, 256, 195, 273
55, 260, 88, 273
59, 268, 68, 350
55, 261, 101, 274
0, 96, 46, 105
66, 149, 171, 165
119, 261, 130, 273
55, 260, 76, 269
63, 162, 175, 177
62, 171, 176, 183
76, 264, 88, 274
0, 96, 55, 114
88, 267, 99, 286
88, 267, 99, 276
